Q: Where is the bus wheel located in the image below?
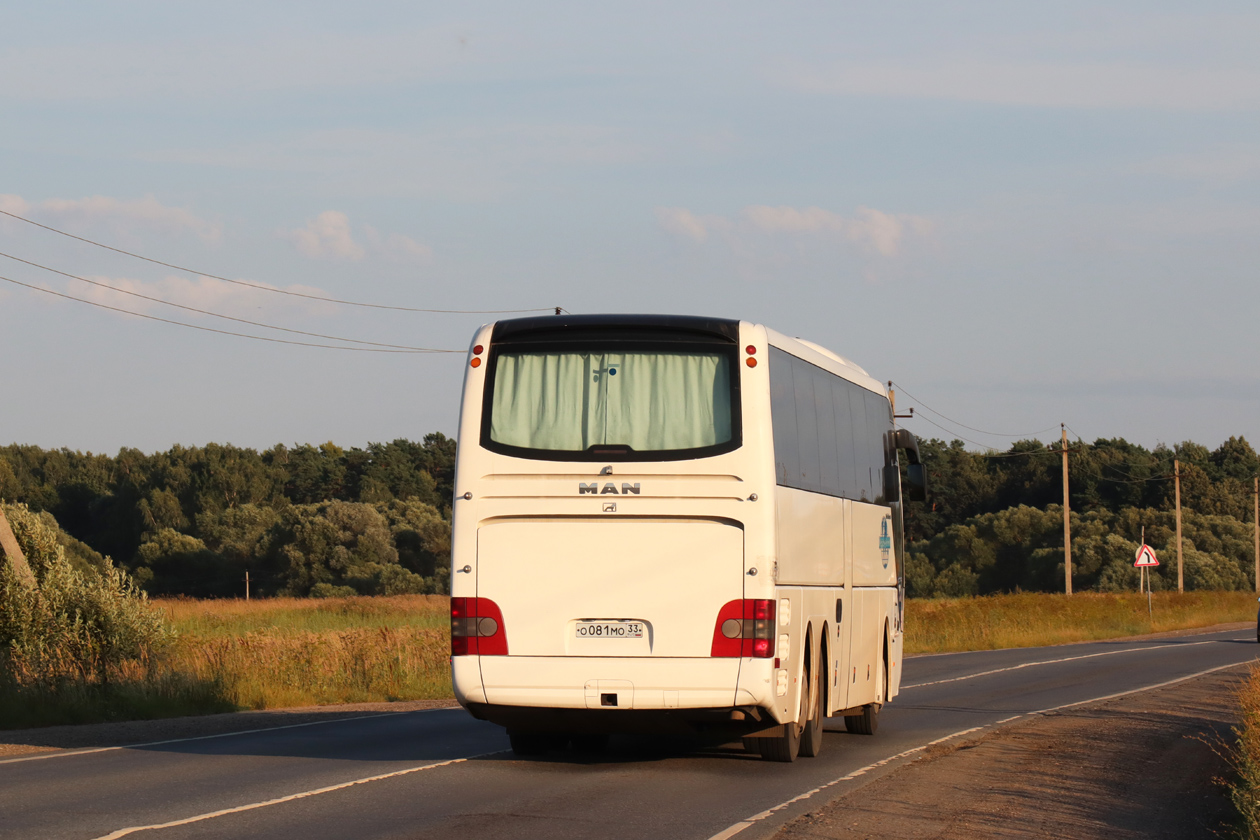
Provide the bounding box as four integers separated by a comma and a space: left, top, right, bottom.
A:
799, 661, 824, 758
844, 703, 879, 736
760, 678, 806, 762
508, 730, 553, 756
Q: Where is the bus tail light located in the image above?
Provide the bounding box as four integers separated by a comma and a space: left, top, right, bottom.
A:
710, 599, 775, 657
450, 597, 508, 656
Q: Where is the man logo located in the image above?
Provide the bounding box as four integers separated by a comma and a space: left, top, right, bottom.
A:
579, 482, 641, 495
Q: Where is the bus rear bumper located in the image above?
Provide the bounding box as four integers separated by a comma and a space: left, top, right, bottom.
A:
461, 701, 772, 736
467, 655, 757, 712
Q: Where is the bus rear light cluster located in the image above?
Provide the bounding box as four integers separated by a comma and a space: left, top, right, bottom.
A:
710, 599, 776, 657
745, 344, 757, 368
470, 344, 484, 368
450, 597, 507, 656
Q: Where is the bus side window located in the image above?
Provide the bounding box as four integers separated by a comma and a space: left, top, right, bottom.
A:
835, 598, 843, 624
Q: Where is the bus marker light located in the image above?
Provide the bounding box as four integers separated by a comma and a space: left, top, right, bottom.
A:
473, 344, 484, 355
470, 358, 482, 368
745, 345, 756, 355
746, 358, 757, 368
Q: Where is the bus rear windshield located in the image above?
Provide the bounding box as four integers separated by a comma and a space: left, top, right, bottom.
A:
483, 345, 740, 460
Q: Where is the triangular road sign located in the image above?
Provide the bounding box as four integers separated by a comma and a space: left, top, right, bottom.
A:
1134, 544, 1160, 567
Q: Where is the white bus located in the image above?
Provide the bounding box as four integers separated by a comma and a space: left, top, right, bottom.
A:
449, 314, 925, 762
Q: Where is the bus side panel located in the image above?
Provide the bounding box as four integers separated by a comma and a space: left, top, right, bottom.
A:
847, 588, 878, 707
774, 487, 845, 586
851, 502, 895, 587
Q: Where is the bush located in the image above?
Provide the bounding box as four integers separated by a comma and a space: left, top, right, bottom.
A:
1, 503, 172, 691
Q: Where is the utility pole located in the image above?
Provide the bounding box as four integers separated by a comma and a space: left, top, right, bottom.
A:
1062, 424, 1072, 596
1254, 476, 1258, 593
1175, 459, 1183, 593
245, 570, 251, 602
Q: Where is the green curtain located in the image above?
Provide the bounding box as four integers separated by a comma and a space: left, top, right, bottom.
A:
490, 350, 732, 452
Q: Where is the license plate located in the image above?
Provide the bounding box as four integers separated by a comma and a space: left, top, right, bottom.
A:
575, 620, 644, 639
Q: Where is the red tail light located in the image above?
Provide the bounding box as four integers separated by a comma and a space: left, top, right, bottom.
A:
710, 599, 775, 658
450, 597, 508, 656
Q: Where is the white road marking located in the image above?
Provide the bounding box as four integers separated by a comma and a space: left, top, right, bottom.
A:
0, 707, 458, 766
904, 625, 1245, 660
704, 659, 1252, 840
90, 751, 505, 840
901, 638, 1238, 689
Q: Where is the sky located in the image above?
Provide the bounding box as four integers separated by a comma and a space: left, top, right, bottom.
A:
2, 1, 1258, 456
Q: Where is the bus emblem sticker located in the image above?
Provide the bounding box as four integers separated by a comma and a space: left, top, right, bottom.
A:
880, 518, 891, 568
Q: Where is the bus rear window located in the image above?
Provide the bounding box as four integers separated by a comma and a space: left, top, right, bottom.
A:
483, 346, 740, 461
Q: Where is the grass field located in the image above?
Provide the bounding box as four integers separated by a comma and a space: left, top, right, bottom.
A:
3, 591, 1254, 729
157, 595, 451, 710
904, 591, 1256, 655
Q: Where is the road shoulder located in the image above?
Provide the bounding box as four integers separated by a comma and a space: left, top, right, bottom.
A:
775, 664, 1249, 840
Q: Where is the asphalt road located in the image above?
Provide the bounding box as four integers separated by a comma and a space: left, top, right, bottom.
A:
3, 627, 1256, 840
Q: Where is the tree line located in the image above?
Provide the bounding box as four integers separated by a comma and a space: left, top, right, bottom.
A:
903, 434, 1260, 596
1, 431, 1256, 598
0, 436, 455, 598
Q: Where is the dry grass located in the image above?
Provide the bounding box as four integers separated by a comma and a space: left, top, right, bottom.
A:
905, 591, 1256, 655
154, 595, 451, 710
1231, 663, 1260, 839
7, 591, 1253, 729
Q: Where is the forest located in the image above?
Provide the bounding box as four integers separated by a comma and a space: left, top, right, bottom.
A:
0, 432, 1256, 599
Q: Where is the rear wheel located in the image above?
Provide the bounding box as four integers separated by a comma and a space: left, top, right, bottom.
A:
799, 657, 824, 758
843, 703, 879, 735
760, 667, 809, 763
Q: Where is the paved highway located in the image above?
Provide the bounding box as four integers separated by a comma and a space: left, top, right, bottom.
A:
3, 627, 1255, 840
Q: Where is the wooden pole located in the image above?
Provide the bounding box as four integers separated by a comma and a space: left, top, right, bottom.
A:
1062, 424, 1072, 595
0, 508, 36, 587
1254, 476, 1258, 593
1175, 459, 1183, 593
245, 570, 251, 602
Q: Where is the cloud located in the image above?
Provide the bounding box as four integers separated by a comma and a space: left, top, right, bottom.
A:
659, 204, 932, 257
1, 194, 221, 241
779, 60, 1260, 112
283, 211, 365, 260
0, 194, 31, 216
655, 207, 709, 242
284, 212, 433, 262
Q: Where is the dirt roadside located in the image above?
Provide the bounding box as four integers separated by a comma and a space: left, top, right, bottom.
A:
775, 664, 1252, 840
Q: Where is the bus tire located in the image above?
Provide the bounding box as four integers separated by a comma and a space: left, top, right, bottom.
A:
760, 674, 807, 762
844, 703, 879, 736
508, 730, 553, 756
799, 657, 824, 758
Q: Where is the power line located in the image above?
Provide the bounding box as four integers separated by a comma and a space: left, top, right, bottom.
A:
891, 381, 1059, 440
0, 208, 556, 315
0, 250, 444, 352
909, 413, 1057, 458
0, 273, 459, 353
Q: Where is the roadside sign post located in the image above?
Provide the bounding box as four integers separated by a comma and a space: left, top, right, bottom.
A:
1134, 534, 1159, 621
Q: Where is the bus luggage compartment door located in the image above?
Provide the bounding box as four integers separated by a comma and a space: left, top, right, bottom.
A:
476, 518, 744, 658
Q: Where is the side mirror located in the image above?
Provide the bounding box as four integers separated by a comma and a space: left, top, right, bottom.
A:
904, 463, 927, 502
